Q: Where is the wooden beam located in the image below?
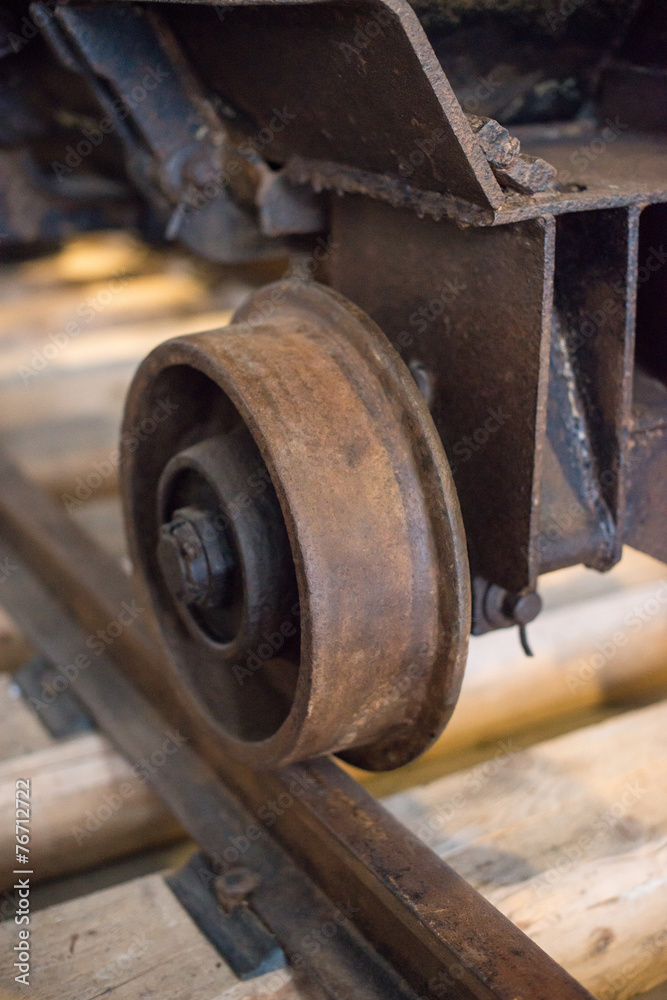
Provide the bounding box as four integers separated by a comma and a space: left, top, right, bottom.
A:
0, 674, 53, 762
0, 872, 317, 1000
0, 732, 184, 890
385, 699, 667, 1000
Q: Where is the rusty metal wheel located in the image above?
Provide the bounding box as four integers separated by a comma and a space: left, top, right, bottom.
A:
121, 281, 470, 770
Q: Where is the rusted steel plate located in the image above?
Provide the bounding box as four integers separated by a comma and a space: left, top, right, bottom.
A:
625, 202, 667, 564
165, 0, 504, 211
540, 206, 640, 574
326, 196, 555, 594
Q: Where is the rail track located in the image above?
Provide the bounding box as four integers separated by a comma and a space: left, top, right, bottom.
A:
0, 234, 666, 1000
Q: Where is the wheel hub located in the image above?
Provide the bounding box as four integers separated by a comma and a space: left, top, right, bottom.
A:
158, 505, 236, 611
121, 281, 470, 770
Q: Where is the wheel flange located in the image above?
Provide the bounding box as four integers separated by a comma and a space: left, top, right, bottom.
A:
121, 281, 470, 770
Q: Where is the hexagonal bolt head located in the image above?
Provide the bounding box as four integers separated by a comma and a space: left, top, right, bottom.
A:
157, 506, 235, 610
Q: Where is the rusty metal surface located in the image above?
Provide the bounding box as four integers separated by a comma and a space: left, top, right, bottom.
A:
625, 371, 667, 563
499, 134, 667, 220
161, 0, 667, 225
539, 206, 639, 574
0, 148, 137, 246
0, 0, 664, 255
325, 194, 555, 595
323, 189, 666, 619
120, 280, 470, 770
41, 3, 307, 260
598, 0, 667, 134
1, 0, 663, 250
416, 0, 643, 128
284, 133, 667, 227
0, 544, 418, 1000
165, 0, 504, 210
624, 201, 667, 563
636, 203, 667, 388
0, 449, 596, 1000
0, 0, 663, 636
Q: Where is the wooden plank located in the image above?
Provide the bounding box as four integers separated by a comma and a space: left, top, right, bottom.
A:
385, 699, 667, 1000
635, 982, 667, 999
0, 674, 53, 762
27, 854, 660, 1000
62, 871, 226, 999
0, 414, 125, 502
0, 232, 153, 293
0, 307, 233, 393
0, 272, 209, 348
0, 732, 184, 890
0, 231, 664, 998
538, 550, 666, 611
0, 871, 323, 1000
0, 617, 661, 991
359, 571, 667, 794
0, 607, 32, 676
68, 496, 129, 565
489, 838, 667, 1000
0, 309, 232, 500
432, 576, 667, 753
0, 232, 237, 505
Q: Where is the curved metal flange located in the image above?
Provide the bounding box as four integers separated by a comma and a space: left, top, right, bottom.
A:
121, 281, 470, 770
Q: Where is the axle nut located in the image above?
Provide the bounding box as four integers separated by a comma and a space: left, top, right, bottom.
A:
121, 281, 470, 770
157, 506, 235, 610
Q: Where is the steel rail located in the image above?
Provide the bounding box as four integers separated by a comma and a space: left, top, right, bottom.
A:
0, 450, 594, 1000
